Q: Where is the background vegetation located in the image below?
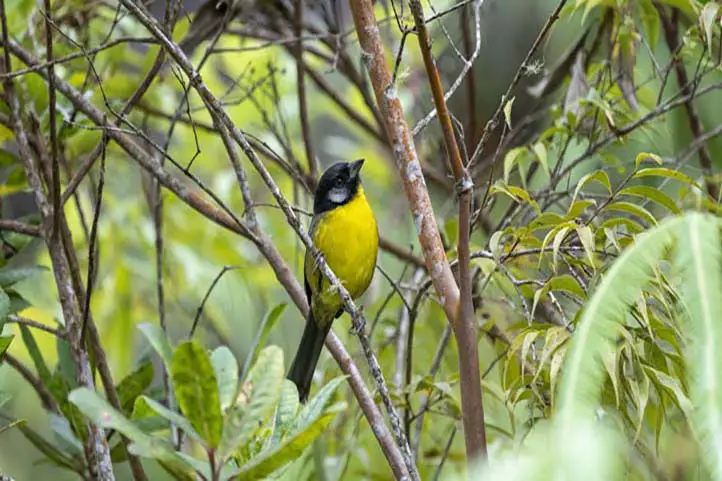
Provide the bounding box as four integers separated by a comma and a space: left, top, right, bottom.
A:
1, 0, 722, 479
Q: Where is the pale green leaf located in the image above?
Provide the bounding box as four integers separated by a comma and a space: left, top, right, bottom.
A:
211, 346, 239, 412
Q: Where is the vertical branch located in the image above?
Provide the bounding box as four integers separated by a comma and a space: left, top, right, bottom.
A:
348, 0, 460, 323
0, 3, 115, 478
294, 0, 316, 177
43, 0, 60, 240
408, 0, 486, 460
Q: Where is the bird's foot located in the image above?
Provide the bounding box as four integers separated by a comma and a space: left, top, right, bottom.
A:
348, 306, 366, 335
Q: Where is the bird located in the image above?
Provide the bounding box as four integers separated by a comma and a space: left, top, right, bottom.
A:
287, 159, 378, 403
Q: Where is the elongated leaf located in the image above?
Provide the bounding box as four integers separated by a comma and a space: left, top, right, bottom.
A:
18, 424, 81, 472
117, 361, 154, 413
19, 325, 52, 384
619, 186, 681, 214
240, 303, 287, 383
270, 380, 299, 446
0, 335, 13, 357
234, 412, 339, 481
556, 215, 684, 435
0, 265, 47, 288
211, 346, 239, 412
221, 345, 285, 458
673, 212, 722, 480
0, 288, 9, 331
69, 387, 147, 442
137, 322, 173, 367
172, 341, 222, 448
294, 375, 347, 432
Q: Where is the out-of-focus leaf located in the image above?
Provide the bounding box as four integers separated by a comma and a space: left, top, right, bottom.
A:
604, 201, 657, 227
0, 265, 47, 288
0, 335, 13, 357
0, 289, 9, 331
171, 341, 222, 448
532, 142, 550, 179
137, 322, 173, 367
571, 170, 612, 205
701, 2, 720, 49
240, 303, 287, 383
633, 167, 702, 192
117, 361, 155, 414
211, 346, 239, 413
19, 325, 52, 383
634, 152, 664, 168
490, 182, 541, 213
18, 424, 81, 472
504, 96, 515, 129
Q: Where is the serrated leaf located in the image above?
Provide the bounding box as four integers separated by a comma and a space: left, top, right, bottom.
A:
171, 340, 222, 448
117, 361, 154, 414
294, 375, 347, 432
241, 303, 287, 383
212, 346, 239, 413
234, 412, 340, 481
137, 322, 173, 367
270, 380, 300, 446
221, 345, 285, 458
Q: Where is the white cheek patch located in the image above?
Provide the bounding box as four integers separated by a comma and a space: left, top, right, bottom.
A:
329, 187, 348, 204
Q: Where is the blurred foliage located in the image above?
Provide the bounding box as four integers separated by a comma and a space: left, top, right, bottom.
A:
1, 0, 722, 480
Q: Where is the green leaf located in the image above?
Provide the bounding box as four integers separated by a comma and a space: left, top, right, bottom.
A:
139, 395, 202, 444
555, 215, 684, 435
0, 288, 9, 331
234, 412, 339, 481
619, 185, 681, 214
632, 167, 702, 192
634, 152, 663, 168
0, 335, 13, 357
571, 170, 612, 205
18, 424, 80, 472
604, 201, 657, 227
116, 361, 154, 414
69, 387, 147, 442
19, 325, 52, 384
172, 340, 222, 448
532, 142, 550, 179
221, 345, 285, 458
576, 225, 595, 268
701, 2, 720, 49
503, 147, 528, 184
490, 182, 541, 213
240, 303, 287, 383
294, 375, 347, 432
673, 212, 722, 480
0, 265, 47, 288
503, 96, 515, 129
270, 380, 299, 446
137, 322, 173, 367
211, 346, 239, 413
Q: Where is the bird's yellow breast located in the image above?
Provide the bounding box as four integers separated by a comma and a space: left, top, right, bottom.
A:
306, 186, 378, 323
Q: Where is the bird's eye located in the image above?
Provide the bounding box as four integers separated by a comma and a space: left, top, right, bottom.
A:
335, 177, 344, 186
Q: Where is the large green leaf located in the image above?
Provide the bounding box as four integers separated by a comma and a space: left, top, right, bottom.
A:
0, 265, 47, 288
270, 380, 299, 446
211, 346, 239, 412
220, 345, 285, 458
171, 340, 223, 448
233, 412, 339, 481
673, 212, 722, 480
140, 395, 202, 444
555, 215, 684, 434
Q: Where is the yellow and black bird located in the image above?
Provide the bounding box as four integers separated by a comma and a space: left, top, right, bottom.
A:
288, 159, 378, 402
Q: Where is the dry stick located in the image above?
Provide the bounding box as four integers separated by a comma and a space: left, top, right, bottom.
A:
113, 3, 418, 480
0, 10, 114, 480
659, 6, 719, 200
408, 0, 487, 460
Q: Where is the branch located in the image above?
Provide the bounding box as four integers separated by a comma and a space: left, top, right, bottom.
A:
409, 0, 487, 460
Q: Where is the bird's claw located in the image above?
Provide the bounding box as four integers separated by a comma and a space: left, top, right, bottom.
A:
348, 306, 366, 335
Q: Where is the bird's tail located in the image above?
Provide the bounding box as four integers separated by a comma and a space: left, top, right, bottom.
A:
287, 312, 330, 403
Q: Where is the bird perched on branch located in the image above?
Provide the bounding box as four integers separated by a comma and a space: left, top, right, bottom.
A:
288, 159, 378, 402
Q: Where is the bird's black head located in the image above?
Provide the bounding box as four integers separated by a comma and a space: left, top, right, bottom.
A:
313, 159, 365, 214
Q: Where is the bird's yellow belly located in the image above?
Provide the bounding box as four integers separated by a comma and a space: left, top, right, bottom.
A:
306, 190, 378, 321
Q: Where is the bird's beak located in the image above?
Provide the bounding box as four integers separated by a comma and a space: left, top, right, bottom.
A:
349, 158, 365, 179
